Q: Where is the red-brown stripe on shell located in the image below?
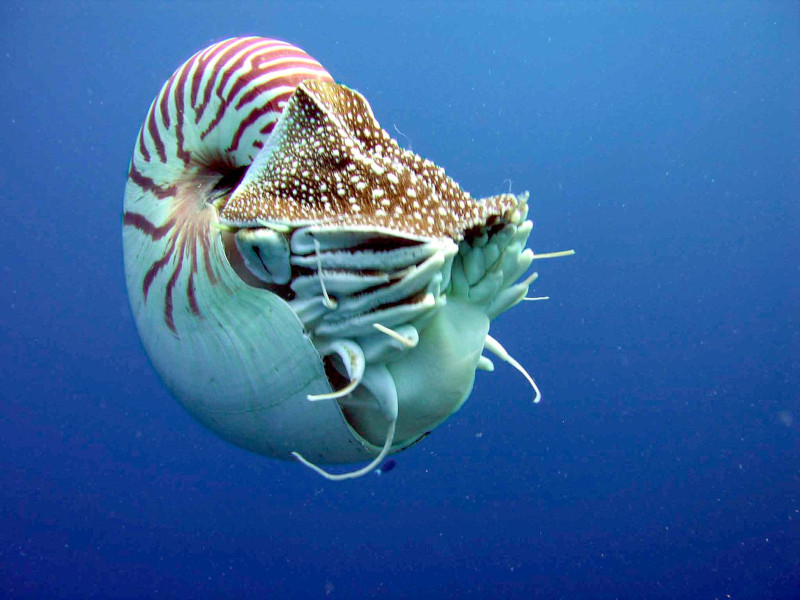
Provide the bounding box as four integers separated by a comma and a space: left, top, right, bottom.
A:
124, 37, 332, 334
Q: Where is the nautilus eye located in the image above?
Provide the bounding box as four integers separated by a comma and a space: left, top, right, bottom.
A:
122, 36, 572, 480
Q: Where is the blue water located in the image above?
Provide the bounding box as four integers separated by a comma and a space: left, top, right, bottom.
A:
1, 2, 798, 598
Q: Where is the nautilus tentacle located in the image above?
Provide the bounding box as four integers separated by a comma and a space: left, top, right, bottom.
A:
123, 36, 571, 479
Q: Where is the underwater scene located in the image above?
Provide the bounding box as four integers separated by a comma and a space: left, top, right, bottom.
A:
1, 2, 797, 598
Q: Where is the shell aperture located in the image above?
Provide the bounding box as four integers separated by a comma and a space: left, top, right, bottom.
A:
123, 37, 559, 480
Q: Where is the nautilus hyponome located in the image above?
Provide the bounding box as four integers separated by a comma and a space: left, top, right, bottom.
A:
122, 37, 572, 480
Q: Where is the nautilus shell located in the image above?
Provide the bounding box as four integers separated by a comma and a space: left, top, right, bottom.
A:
123, 37, 569, 479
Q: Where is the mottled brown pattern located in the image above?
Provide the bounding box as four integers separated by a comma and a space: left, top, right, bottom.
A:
219, 80, 518, 240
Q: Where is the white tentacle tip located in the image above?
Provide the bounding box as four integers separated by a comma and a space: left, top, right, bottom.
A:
484, 334, 542, 404
531, 249, 576, 261
306, 369, 361, 401
292, 419, 397, 481
373, 323, 418, 349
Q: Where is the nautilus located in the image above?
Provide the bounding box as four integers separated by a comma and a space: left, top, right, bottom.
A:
123, 37, 572, 480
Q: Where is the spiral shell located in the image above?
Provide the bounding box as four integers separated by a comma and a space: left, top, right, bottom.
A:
123, 37, 545, 479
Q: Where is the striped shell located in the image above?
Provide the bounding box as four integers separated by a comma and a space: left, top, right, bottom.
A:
123, 37, 541, 479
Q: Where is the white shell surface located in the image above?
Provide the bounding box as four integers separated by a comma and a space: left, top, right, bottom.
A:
124, 208, 375, 462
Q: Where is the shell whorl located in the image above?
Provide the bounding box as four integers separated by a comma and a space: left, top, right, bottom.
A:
124, 36, 332, 333
123, 38, 368, 463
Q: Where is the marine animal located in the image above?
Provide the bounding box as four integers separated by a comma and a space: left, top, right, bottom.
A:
122, 37, 571, 480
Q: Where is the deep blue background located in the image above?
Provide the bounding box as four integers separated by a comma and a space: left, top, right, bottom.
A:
1, 2, 798, 598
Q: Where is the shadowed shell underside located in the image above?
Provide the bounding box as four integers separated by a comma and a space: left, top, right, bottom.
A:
123, 36, 569, 480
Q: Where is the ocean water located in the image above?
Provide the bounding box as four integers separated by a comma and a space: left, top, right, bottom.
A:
1, 2, 797, 598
